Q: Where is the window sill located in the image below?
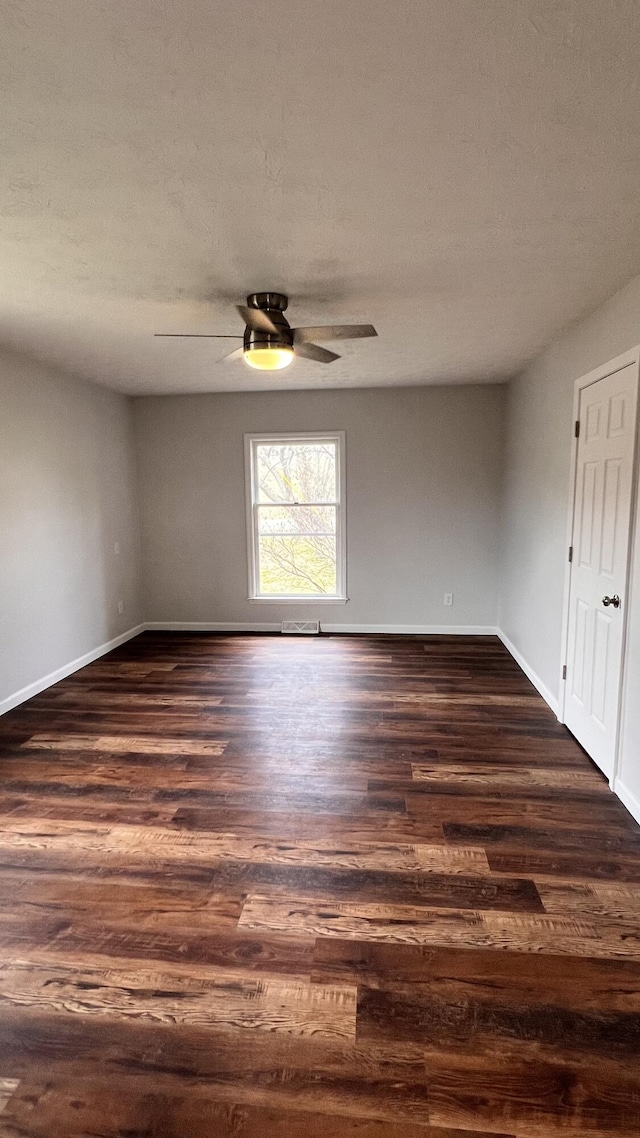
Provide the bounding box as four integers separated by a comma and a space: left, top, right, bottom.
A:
247, 596, 349, 605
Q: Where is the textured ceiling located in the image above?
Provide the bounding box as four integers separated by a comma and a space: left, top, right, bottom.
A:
3, 0, 640, 394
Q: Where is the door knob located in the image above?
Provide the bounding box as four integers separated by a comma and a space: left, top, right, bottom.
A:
602, 594, 621, 608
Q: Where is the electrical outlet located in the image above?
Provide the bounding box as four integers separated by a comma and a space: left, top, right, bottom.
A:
117, 600, 124, 615
443, 593, 454, 606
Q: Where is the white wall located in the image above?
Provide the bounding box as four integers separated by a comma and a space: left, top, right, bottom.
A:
0, 350, 143, 711
134, 385, 505, 631
500, 271, 640, 818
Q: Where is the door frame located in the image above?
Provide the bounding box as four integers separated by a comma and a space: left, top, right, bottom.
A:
558, 347, 640, 785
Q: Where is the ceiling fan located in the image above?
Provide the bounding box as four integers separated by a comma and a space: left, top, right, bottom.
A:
155, 292, 377, 370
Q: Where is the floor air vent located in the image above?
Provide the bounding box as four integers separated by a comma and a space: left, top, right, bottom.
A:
281, 620, 320, 635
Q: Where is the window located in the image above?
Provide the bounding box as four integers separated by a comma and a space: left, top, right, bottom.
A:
245, 432, 346, 602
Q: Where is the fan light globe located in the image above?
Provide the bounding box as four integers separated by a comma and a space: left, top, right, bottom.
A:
244, 346, 294, 371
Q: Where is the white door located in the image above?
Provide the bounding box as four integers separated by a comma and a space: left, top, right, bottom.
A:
565, 363, 638, 778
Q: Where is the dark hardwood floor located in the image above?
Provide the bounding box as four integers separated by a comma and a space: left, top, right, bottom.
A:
0, 631, 639, 1137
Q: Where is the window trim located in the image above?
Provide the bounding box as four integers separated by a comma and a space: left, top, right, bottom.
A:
244, 431, 347, 603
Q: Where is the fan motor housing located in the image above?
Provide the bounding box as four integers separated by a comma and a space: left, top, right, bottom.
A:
243, 292, 293, 352
248, 292, 288, 312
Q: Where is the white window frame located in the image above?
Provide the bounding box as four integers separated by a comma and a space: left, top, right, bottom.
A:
244, 431, 347, 603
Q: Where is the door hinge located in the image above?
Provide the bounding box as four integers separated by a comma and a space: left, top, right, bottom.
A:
568, 545, 573, 562
562, 664, 567, 680
575, 419, 580, 438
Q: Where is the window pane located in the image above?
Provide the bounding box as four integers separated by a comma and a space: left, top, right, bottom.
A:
255, 442, 337, 503
257, 504, 336, 536
258, 534, 337, 595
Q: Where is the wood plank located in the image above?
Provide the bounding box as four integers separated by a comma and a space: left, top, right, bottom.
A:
487, 848, 640, 883
213, 864, 543, 911
348, 944, 640, 1058
425, 1047, 640, 1136
312, 937, 640, 994
20, 734, 229, 756
239, 895, 607, 954
0, 959, 356, 1041
411, 763, 607, 790
46, 924, 317, 977
0, 832, 486, 875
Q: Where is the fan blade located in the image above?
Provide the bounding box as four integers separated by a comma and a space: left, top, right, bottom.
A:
293, 323, 377, 343
294, 342, 340, 364
236, 305, 278, 334
154, 334, 242, 338
223, 347, 245, 363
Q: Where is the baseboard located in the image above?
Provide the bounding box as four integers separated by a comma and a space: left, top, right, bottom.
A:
321, 624, 498, 635
496, 628, 560, 717
145, 621, 498, 636
613, 777, 640, 826
0, 624, 146, 716
144, 621, 282, 632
